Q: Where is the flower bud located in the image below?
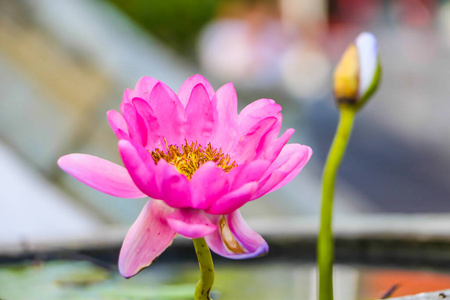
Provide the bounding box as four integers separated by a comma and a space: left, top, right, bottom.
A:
333, 32, 381, 109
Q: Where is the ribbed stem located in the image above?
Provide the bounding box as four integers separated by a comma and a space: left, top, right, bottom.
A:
318, 106, 356, 300
193, 237, 215, 300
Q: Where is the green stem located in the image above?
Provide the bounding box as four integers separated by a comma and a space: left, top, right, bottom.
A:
193, 237, 215, 300
317, 106, 356, 300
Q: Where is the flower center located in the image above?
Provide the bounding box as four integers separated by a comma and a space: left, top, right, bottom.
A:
150, 139, 237, 179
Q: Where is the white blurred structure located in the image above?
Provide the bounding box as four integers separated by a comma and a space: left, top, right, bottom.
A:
198, 0, 331, 98
0, 141, 101, 245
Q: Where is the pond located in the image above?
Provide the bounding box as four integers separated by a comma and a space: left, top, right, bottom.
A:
2, 259, 450, 300
2, 213, 450, 300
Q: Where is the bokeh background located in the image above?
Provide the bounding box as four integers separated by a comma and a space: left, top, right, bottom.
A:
1, 0, 450, 298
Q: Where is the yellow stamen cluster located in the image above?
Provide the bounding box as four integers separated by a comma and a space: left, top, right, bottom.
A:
150, 139, 237, 179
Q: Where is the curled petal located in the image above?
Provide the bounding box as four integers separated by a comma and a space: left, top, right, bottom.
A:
107, 110, 129, 140
238, 98, 282, 137
177, 74, 215, 107
166, 208, 217, 238
156, 160, 192, 208
119, 200, 176, 278
231, 117, 278, 164
118, 139, 160, 199
206, 182, 258, 215
205, 210, 268, 259
58, 154, 146, 198
259, 128, 295, 162
255, 144, 313, 199
237, 99, 283, 159
190, 161, 229, 210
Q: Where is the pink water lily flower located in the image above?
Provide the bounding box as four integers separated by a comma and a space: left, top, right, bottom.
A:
58, 75, 312, 278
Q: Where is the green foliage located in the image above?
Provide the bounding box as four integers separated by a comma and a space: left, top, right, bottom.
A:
106, 0, 217, 57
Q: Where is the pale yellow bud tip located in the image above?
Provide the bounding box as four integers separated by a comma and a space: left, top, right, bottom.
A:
333, 44, 359, 103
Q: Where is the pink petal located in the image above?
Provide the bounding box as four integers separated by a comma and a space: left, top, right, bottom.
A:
132, 98, 161, 149
239, 98, 279, 117
155, 160, 192, 208
177, 74, 215, 107
231, 117, 278, 164
123, 88, 135, 104
133, 76, 160, 102
258, 128, 295, 162
118, 139, 161, 199
120, 103, 148, 147
206, 182, 258, 215
254, 144, 313, 199
166, 208, 217, 238
237, 99, 283, 155
190, 161, 230, 210
119, 200, 176, 278
107, 110, 129, 140
58, 154, 146, 198
122, 77, 159, 104
238, 99, 282, 137
226, 160, 271, 190
135, 77, 159, 96
185, 84, 214, 145
148, 82, 186, 147
210, 83, 238, 153
205, 210, 268, 259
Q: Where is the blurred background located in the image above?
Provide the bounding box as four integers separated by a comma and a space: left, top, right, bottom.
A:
1, 0, 450, 298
